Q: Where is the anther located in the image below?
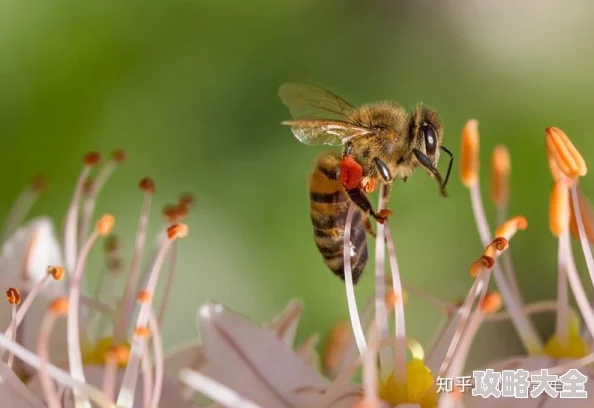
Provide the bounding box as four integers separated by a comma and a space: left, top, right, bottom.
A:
83, 152, 102, 166
97, 214, 115, 236
47, 266, 66, 281
107, 344, 130, 365
480, 291, 503, 314
484, 237, 509, 257
178, 193, 196, 208
490, 145, 510, 208
322, 321, 350, 375
137, 290, 151, 303
460, 119, 479, 187
110, 149, 126, 164
549, 180, 570, 237
495, 216, 528, 240
139, 177, 155, 194
30, 174, 50, 192
385, 289, 408, 308
83, 178, 95, 196
50, 298, 69, 315
163, 204, 178, 222
547, 147, 564, 182
545, 127, 587, 179
134, 326, 150, 338
6, 288, 20, 305
167, 224, 189, 240
104, 236, 119, 253
470, 255, 495, 277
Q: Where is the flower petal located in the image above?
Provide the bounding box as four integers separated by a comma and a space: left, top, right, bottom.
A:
198, 302, 330, 408
0, 360, 45, 407
268, 299, 303, 346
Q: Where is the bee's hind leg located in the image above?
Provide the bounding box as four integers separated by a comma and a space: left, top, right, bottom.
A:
345, 187, 392, 224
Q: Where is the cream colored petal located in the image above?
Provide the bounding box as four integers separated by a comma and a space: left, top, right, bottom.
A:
198, 302, 331, 408
465, 356, 594, 408
0, 360, 45, 407
268, 299, 303, 346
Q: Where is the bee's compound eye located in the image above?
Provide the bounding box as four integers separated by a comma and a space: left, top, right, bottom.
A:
422, 124, 437, 156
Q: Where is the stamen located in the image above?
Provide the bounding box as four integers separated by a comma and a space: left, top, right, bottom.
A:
5, 287, 19, 368
480, 291, 503, 314
116, 225, 183, 407
548, 144, 565, 181
322, 321, 350, 378
361, 324, 379, 406
470, 256, 494, 277
38, 298, 69, 408
490, 145, 510, 209
569, 186, 594, 242
47, 266, 65, 281
0, 328, 114, 407
141, 347, 154, 408
384, 224, 407, 384
484, 237, 509, 258
374, 184, 392, 377
64, 152, 101, 274
68, 215, 112, 408
78, 149, 125, 248
494, 216, 528, 241
114, 178, 154, 345
157, 239, 178, 327
342, 204, 367, 357
149, 309, 164, 408
1, 174, 48, 242
179, 369, 263, 408
460, 119, 479, 187
485, 300, 577, 323
545, 127, 587, 179
570, 182, 594, 291
550, 180, 571, 237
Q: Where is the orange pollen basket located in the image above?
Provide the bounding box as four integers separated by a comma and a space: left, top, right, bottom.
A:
339, 156, 363, 189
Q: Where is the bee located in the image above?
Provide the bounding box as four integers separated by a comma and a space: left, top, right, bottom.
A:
279, 82, 453, 283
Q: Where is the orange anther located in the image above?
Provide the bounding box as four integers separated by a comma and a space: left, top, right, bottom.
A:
134, 326, 150, 338
470, 255, 495, 277
490, 145, 510, 208
480, 291, 503, 314
167, 224, 188, 240
110, 149, 126, 164
545, 127, 587, 179
47, 266, 66, 281
107, 344, 130, 365
484, 237, 509, 257
50, 298, 69, 315
83, 152, 102, 166
495, 216, 528, 241
137, 290, 151, 303
460, 119, 479, 187
139, 177, 155, 194
322, 320, 350, 376
97, 214, 115, 236
549, 180, 570, 237
6, 288, 20, 305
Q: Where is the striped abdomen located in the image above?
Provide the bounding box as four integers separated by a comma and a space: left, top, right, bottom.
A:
309, 151, 368, 284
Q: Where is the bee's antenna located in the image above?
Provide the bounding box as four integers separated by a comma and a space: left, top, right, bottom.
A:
440, 145, 454, 190
413, 149, 448, 197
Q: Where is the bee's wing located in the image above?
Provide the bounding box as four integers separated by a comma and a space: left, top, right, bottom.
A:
278, 82, 355, 120
282, 119, 374, 146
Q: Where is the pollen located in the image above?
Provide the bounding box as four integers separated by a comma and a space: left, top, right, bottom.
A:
167, 223, 189, 240
50, 298, 69, 315
549, 180, 570, 237
480, 291, 502, 314
97, 214, 115, 236
47, 266, 66, 281
340, 156, 363, 190
83, 152, 102, 166
360, 176, 376, 193
379, 359, 438, 408
6, 287, 20, 305
484, 237, 509, 257
490, 145, 510, 207
495, 216, 528, 240
470, 255, 494, 277
110, 149, 126, 164
545, 127, 587, 179
139, 177, 155, 194
134, 326, 150, 338
137, 290, 151, 303
460, 119, 479, 188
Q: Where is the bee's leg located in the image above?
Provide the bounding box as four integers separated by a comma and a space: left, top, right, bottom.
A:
345, 187, 392, 224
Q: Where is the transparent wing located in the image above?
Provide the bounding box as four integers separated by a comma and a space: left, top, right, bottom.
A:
278, 82, 356, 120
282, 120, 374, 146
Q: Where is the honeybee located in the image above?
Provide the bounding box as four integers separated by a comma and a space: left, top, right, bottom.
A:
279, 82, 453, 284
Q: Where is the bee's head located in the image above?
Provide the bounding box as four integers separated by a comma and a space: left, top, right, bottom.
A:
410, 104, 452, 197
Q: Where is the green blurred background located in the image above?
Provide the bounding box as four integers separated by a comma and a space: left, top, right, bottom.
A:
2, 0, 594, 368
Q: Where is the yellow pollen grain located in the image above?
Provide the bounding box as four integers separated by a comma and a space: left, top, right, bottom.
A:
97, 214, 115, 236
137, 290, 151, 303
47, 266, 66, 281
480, 291, 502, 314
490, 145, 510, 207
6, 287, 20, 305
545, 127, 587, 179
50, 298, 69, 315
167, 223, 189, 240
460, 119, 480, 187
549, 180, 570, 237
